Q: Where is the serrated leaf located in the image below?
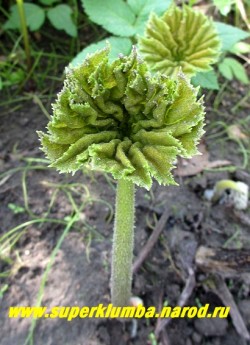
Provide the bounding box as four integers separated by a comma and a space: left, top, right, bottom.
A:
219, 57, 249, 84
71, 37, 133, 67
81, 0, 171, 37
213, 0, 232, 15
40, 48, 205, 189
139, 6, 221, 77
192, 70, 219, 90
81, 0, 136, 37
3, 3, 45, 31
215, 22, 250, 51
127, 0, 171, 35
47, 5, 77, 37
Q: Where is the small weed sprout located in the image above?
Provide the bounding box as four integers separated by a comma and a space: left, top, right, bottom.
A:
38, 46, 205, 306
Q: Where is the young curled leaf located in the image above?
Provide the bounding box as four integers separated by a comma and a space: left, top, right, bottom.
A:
38, 46, 205, 189
139, 6, 221, 77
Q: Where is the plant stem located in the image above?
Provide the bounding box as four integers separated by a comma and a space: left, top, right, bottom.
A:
16, 0, 31, 71
111, 179, 135, 306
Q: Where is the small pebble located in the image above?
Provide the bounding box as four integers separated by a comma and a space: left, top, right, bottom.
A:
186, 338, 192, 345
192, 331, 202, 343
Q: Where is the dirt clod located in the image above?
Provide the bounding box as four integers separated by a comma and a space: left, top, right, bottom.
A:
194, 317, 228, 337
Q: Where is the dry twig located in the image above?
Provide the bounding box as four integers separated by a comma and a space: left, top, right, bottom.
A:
205, 275, 250, 340
133, 208, 169, 274
155, 268, 196, 338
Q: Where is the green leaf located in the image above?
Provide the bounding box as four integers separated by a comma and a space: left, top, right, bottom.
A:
219, 58, 249, 84
47, 4, 77, 37
81, 0, 171, 37
81, 0, 136, 37
71, 37, 133, 67
39, 0, 59, 5
3, 3, 45, 31
139, 6, 221, 77
8, 203, 25, 214
127, 0, 171, 35
230, 42, 250, 54
213, 0, 232, 15
215, 22, 250, 51
189, 0, 199, 5
40, 48, 205, 189
219, 59, 233, 80
192, 70, 219, 90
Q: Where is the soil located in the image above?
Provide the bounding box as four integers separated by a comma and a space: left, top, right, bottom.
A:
0, 76, 250, 344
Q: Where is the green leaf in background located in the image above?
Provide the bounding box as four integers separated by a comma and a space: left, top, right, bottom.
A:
219, 57, 249, 84
127, 0, 171, 35
215, 22, 250, 51
192, 70, 219, 90
39, 0, 59, 5
230, 42, 250, 54
213, 0, 232, 15
139, 6, 221, 78
3, 3, 45, 31
188, 0, 199, 5
71, 37, 133, 67
47, 5, 77, 37
81, 0, 171, 37
81, 0, 136, 37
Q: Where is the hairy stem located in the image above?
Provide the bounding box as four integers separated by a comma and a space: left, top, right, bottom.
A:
111, 179, 135, 306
